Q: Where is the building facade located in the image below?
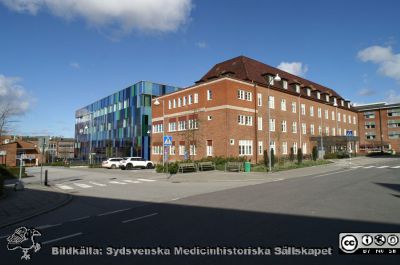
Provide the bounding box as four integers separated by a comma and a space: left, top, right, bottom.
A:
355, 102, 400, 153
151, 56, 359, 163
75, 81, 179, 161
0, 140, 41, 167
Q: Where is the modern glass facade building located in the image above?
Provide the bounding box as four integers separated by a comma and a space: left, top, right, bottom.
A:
75, 81, 179, 161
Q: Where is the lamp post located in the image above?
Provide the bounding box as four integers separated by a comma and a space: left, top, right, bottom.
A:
333, 102, 338, 152
153, 98, 165, 167
266, 74, 281, 172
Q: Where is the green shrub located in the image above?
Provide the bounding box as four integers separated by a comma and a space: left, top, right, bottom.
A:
289, 147, 294, 162
271, 148, 275, 168
263, 149, 269, 168
312, 146, 318, 161
155, 164, 164, 173
297, 148, 303, 164
168, 162, 179, 174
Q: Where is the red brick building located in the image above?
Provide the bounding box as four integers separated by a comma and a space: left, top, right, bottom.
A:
0, 140, 41, 167
151, 56, 359, 163
355, 102, 400, 153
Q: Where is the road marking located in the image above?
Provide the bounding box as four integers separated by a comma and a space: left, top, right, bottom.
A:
35, 223, 62, 230
363, 166, 375, 168
311, 169, 353, 179
55, 184, 74, 190
109, 181, 127, 185
73, 183, 92, 188
70, 216, 90, 222
98, 208, 131, 216
391, 166, 400, 168
89, 181, 106, 187
42, 232, 83, 245
377, 166, 389, 168
122, 180, 141, 183
137, 178, 156, 182
171, 197, 181, 201
272, 178, 283, 182
122, 213, 158, 223
351, 166, 362, 168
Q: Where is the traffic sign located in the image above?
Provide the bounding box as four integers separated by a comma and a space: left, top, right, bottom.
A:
163, 135, 172, 146
346, 130, 353, 136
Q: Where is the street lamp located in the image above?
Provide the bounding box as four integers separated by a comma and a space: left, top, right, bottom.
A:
333, 102, 338, 152
153, 98, 165, 167
267, 74, 281, 172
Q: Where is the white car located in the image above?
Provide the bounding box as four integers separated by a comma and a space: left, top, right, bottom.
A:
102, 158, 123, 169
119, 157, 154, 170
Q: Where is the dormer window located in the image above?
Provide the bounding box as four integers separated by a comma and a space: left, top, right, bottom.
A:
325, 95, 330, 102
306, 88, 311, 97
317, 92, 321, 99
268, 75, 274, 86
347, 102, 351, 108
333, 97, 337, 105
282, 80, 288, 89
295, 84, 300, 93
341, 100, 344, 107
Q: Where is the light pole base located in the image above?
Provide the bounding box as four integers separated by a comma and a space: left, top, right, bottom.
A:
14, 181, 25, 191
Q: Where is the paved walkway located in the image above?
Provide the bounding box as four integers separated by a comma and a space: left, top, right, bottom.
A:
0, 183, 71, 229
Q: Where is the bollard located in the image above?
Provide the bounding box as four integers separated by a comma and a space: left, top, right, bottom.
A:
44, 170, 49, 186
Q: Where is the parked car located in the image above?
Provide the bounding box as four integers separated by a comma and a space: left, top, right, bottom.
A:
119, 157, 154, 170
102, 158, 123, 169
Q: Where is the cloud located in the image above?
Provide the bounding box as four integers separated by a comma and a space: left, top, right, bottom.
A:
69, 62, 80, 69
386, 89, 400, 103
277, 62, 308, 76
357, 45, 400, 82
358, 88, 375, 96
195, 41, 207, 49
0, 0, 193, 37
0, 74, 32, 115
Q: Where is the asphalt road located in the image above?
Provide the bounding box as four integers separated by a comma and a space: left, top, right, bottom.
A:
1, 158, 400, 265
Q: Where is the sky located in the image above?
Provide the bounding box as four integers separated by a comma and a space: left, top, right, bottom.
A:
1, 0, 400, 138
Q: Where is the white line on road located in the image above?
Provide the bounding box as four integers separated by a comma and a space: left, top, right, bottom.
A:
272, 178, 284, 182
35, 223, 62, 230
70, 216, 90, 222
122, 180, 141, 183
363, 166, 376, 168
311, 169, 353, 179
351, 166, 363, 168
122, 213, 158, 224
137, 178, 156, 182
170, 198, 181, 201
73, 183, 92, 188
377, 166, 389, 168
42, 232, 83, 245
109, 181, 127, 185
98, 208, 131, 216
391, 166, 400, 168
89, 181, 106, 187
55, 184, 74, 190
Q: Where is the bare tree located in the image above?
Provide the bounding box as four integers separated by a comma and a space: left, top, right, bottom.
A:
0, 103, 15, 139
178, 108, 204, 161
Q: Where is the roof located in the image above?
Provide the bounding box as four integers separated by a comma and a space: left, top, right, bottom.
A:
354, 101, 400, 111
196, 55, 342, 99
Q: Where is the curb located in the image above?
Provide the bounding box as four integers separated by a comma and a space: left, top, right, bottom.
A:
0, 187, 73, 229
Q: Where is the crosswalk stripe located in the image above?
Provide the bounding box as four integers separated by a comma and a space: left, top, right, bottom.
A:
73, 183, 92, 188
89, 181, 106, 187
391, 166, 400, 169
377, 166, 389, 168
363, 166, 375, 168
137, 178, 156, 182
56, 184, 74, 190
351, 166, 362, 168
122, 180, 141, 183
109, 181, 127, 185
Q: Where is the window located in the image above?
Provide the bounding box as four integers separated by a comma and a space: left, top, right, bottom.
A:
207, 115, 212, 121
207, 140, 213, 156
173, 99, 177, 108
238, 115, 252, 126
152, 123, 163, 133
365, 121, 375, 129
333, 97, 337, 106
348, 102, 351, 108
341, 100, 344, 107
310, 124, 315, 135
230, 139, 235, 145
257, 93, 262, 106
293, 142, 298, 154
194, 93, 198, 103
269, 140, 276, 152
353, 116, 356, 124
301, 104, 306, 115
365, 132, 376, 140
268, 75, 274, 85
170, 145, 176, 155
188, 95, 193, 104
281, 120, 287, 132
310, 106, 314, 117
364, 111, 375, 119
332, 127, 336, 136
168, 100, 172, 109
258, 117, 263, 131
292, 121, 297, 133
282, 142, 288, 155
388, 131, 400, 139
295, 84, 300, 93
307, 88, 311, 97
118, 102, 122, 110
325, 127, 330, 136
281, 99, 286, 111
317, 107, 321, 118
178, 120, 186, 131
388, 108, 400, 117
123, 119, 127, 128
183, 96, 187, 106
239, 140, 252, 156
258, 141, 263, 155
178, 98, 182, 107
325, 95, 330, 102
269, 96, 275, 109
331, 111, 335, 120
318, 125, 322, 135
269, 118, 275, 132
302, 123, 306, 134
317, 92, 321, 100
388, 120, 400, 128
348, 115, 351, 124
325, 110, 329, 119
188, 119, 198, 129
343, 114, 346, 123
207, 90, 212, 100
238, 89, 252, 101
179, 145, 185, 155
190, 145, 196, 155
283, 80, 288, 89
152, 145, 162, 155
338, 128, 342, 136
302, 142, 307, 154
292, 102, 296, 113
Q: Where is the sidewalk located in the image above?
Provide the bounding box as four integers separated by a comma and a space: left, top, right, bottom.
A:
0, 183, 72, 229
